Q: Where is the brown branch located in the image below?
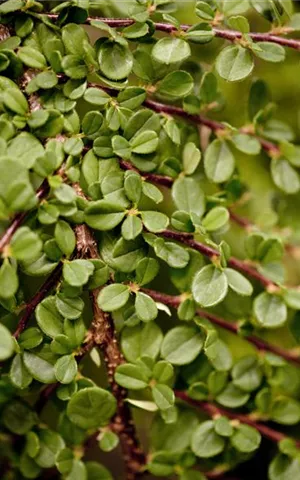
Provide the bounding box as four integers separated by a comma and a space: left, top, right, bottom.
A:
119, 159, 174, 188
13, 263, 62, 339
143, 98, 280, 156
175, 391, 300, 447
74, 184, 145, 480
141, 288, 300, 366
157, 229, 275, 288
45, 15, 300, 51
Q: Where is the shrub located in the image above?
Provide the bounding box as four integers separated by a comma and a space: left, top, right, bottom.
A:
0, 0, 300, 479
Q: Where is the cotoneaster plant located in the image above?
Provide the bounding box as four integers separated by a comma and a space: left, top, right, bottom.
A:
1, 0, 300, 479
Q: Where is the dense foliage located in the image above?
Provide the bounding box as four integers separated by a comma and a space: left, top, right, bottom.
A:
1, 0, 300, 478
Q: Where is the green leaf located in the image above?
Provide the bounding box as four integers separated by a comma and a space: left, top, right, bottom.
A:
62, 23, 89, 56
0, 159, 36, 212
130, 130, 158, 154
124, 171, 142, 204
0, 259, 18, 298
8, 132, 44, 168
112, 135, 131, 159
228, 15, 250, 33
271, 157, 300, 194
36, 296, 64, 338
204, 139, 235, 183
191, 420, 225, 458
56, 294, 84, 320
54, 355, 78, 384
271, 397, 300, 425
86, 462, 113, 480
35, 430, 65, 468
82, 111, 103, 136
253, 292, 287, 328
135, 257, 159, 286
141, 211, 169, 232
225, 268, 253, 296
25, 431, 40, 458
216, 383, 250, 408
157, 71, 194, 98
231, 133, 261, 155
84, 87, 111, 106
153, 361, 174, 384
154, 239, 190, 269
183, 142, 201, 175
135, 292, 158, 322
121, 322, 163, 362
18, 327, 43, 350
67, 387, 117, 429
10, 354, 32, 389
3, 87, 28, 115
214, 416, 233, 437
63, 259, 94, 287
269, 454, 300, 480
205, 338, 233, 371
152, 384, 175, 411
185, 23, 215, 44
216, 45, 254, 82
196, 1, 215, 20
99, 41, 133, 80
142, 182, 163, 204
3, 400, 37, 435
35, 71, 58, 89
232, 355, 263, 392
23, 351, 56, 384
115, 363, 149, 390
152, 37, 191, 65
161, 325, 204, 365
87, 260, 109, 290
99, 431, 119, 452
223, 0, 250, 15
202, 207, 229, 232
10, 227, 42, 261
98, 284, 130, 311
85, 200, 125, 230
122, 215, 143, 240
0, 323, 15, 360
254, 42, 286, 63
231, 424, 261, 453
192, 265, 228, 307
172, 177, 205, 217
0, 0, 24, 13
18, 47, 47, 69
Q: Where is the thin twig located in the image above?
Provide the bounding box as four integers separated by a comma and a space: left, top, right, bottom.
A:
175, 391, 300, 446
141, 288, 300, 366
13, 264, 62, 339
45, 15, 300, 51
143, 98, 280, 156
157, 229, 275, 288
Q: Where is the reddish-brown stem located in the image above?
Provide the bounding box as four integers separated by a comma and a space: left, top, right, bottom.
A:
143, 98, 280, 156
229, 210, 254, 230
175, 391, 300, 446
0, 179, 49, 252
45, 15, 300, 51
13, 263, 62, 339
157, 229, 275, 288
141, 288, 300, 366
119, 159, 173, 188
